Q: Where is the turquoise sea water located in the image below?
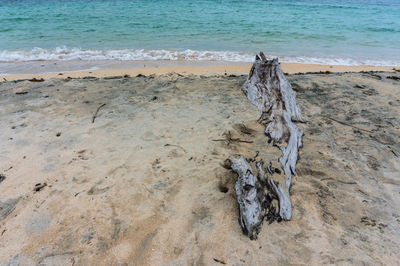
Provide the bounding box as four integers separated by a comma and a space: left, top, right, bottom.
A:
0, 0, 399, 65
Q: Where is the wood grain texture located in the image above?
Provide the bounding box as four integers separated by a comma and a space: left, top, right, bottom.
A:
242, 53, 304, 220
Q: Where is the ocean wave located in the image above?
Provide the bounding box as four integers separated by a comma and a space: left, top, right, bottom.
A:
0, 47, 398, 66
0, 47, 254, 62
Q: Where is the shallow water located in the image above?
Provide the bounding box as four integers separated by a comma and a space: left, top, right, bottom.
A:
0, 0, 399, 65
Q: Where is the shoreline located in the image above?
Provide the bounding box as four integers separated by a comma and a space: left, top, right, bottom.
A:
1, 61, 398, 81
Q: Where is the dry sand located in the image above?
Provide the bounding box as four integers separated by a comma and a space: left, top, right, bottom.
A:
0, 69, 399, 265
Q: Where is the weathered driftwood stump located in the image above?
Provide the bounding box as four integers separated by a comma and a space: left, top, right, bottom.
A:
227, 155, 281, 240
228, 155, 263, 240
228, 52, 304, 239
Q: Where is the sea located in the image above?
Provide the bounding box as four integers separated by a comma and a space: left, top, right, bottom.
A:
1, 0, 399, 70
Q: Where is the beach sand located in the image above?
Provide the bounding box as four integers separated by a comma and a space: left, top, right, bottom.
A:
0, 67, 399, 265
1, 61, 398, 81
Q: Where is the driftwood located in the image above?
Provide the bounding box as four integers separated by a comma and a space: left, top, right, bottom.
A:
242, 53, 304, 221
92, 103, 106, 123
212, 131, 253, 145
228, 155, 263, 239
228, 155, 281, 239
227, 53, 304, 239
325, 116, 373, 133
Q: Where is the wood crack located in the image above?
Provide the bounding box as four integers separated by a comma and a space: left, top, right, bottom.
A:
227, 53, 304, 239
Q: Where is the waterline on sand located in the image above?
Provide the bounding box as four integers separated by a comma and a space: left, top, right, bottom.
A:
1, 47, 399, 67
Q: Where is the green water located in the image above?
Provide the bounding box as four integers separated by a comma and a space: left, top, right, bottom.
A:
0, 0, 399, 65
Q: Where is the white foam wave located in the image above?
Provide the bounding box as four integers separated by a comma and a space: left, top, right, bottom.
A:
279, 55, 399, 67
0, 47, 254, 62
0, 47, 398, 66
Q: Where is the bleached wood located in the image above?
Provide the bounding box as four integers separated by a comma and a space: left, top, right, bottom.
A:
242, 53, 304, 220
228, 155, 263, 240
228, 155, 284, 239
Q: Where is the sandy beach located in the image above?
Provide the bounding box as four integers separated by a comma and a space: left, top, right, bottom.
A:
2, 0, 400, 264
1, 65, 399, 265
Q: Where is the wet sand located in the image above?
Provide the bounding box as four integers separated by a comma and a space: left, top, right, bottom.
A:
1, 60, 398, 81
0, 70, 399, 265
